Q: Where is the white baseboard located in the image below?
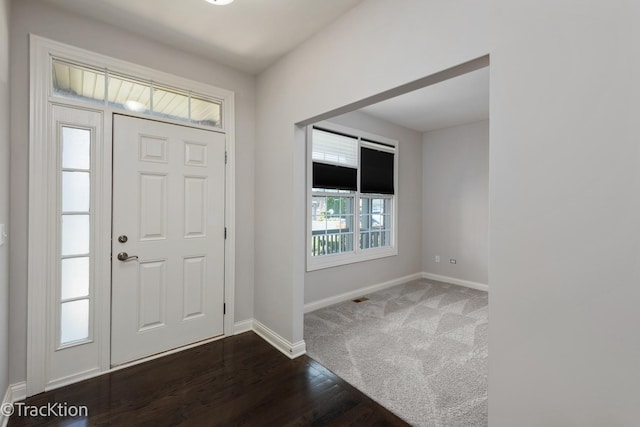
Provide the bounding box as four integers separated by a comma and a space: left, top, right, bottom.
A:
45, 369, 102, 393
233, 319, 254, 334
233, 318, 306, 359
422, 272, 489, 292
304, 272, 423, 313
1, 382, 27, 427
7, 382, 26, 403
252, 320, 306, 359
1, 386, 10, 427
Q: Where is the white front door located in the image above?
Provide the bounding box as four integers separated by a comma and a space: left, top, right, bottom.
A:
111, 114, 226, 366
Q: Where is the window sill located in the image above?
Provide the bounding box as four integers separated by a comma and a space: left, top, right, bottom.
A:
306, 246, 398, 272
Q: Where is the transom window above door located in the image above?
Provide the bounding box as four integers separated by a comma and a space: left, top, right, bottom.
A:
51, 58, 223, 128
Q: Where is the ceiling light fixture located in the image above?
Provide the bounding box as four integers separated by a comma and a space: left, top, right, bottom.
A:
205, 0, 234, 5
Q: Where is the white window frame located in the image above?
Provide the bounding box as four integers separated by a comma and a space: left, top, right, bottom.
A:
27, 35, 236, 396
306, 121, 399, 271
53, 108, 101, 352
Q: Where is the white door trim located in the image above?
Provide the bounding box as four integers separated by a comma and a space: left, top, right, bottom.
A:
27, 35, 236, 396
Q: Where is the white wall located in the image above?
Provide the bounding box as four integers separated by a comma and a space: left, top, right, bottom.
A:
256, 0, 489, 347
422, 120, 489, 285
489, 1, 640, 425
9, 0, 639, 423
305, 111, 422, 305
0, 0, 9, 399
9, 0, 255, 384
258, 0, 640, 424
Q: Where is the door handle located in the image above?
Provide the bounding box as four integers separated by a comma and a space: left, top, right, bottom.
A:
117, 252, 139, 262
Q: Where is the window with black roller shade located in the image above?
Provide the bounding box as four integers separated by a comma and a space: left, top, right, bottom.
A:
360, 141, 395, 194
312, 162, 357, 191
308, 124, 397, 270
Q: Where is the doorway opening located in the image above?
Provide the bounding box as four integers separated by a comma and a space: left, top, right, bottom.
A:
300, 57, 490, 425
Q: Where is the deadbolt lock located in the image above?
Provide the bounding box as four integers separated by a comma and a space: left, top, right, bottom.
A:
118, 235, 128, 243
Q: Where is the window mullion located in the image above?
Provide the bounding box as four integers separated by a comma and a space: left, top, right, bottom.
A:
104, 68, 108, 107
355, 137, 362, 255
355, 192, 361, 255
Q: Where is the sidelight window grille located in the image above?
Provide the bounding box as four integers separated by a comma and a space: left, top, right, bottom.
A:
59, 126, 92, 346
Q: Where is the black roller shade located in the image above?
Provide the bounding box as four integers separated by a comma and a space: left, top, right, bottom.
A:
313, 162, 357, 191
360, 147, 394, 194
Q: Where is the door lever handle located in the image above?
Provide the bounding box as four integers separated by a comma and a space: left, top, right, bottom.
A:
117, 252, 139, 261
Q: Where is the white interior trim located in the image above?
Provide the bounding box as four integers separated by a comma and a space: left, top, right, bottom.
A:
304, 272, 423, 313
303, 271, 488, 314
252, 320, 306, 359
1, 387, 11, 427
233, 319, 307, 358
422, 272, 489, 292
8, 382, 27, 404
0, 382, 26, 426
44, 369, 103, 393
27, 33, 51, 398
27, 34, 236, 397
233, 319, 254, 335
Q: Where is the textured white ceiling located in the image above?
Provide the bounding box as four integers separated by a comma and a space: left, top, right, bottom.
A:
360, 67, 490, 133
44, 0, 364, 74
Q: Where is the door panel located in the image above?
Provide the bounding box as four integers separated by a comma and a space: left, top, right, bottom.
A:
111, 115, 225, 366
183, 256, 206, 319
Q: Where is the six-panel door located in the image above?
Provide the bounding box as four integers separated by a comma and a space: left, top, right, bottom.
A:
111, 114, 225, 366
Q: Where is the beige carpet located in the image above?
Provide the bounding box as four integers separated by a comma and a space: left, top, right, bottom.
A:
304, 278, 488, 426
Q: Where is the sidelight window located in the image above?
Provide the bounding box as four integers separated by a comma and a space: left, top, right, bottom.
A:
59, 125, 93, 346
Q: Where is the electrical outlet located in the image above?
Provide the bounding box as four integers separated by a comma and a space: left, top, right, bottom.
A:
435, 255, 440, 263
449, 258, 457, 264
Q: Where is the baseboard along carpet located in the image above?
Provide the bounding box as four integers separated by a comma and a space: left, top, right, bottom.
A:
304, 278, 488, 427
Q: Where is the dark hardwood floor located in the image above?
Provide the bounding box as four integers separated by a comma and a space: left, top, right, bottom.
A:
8, 332, 408, 426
